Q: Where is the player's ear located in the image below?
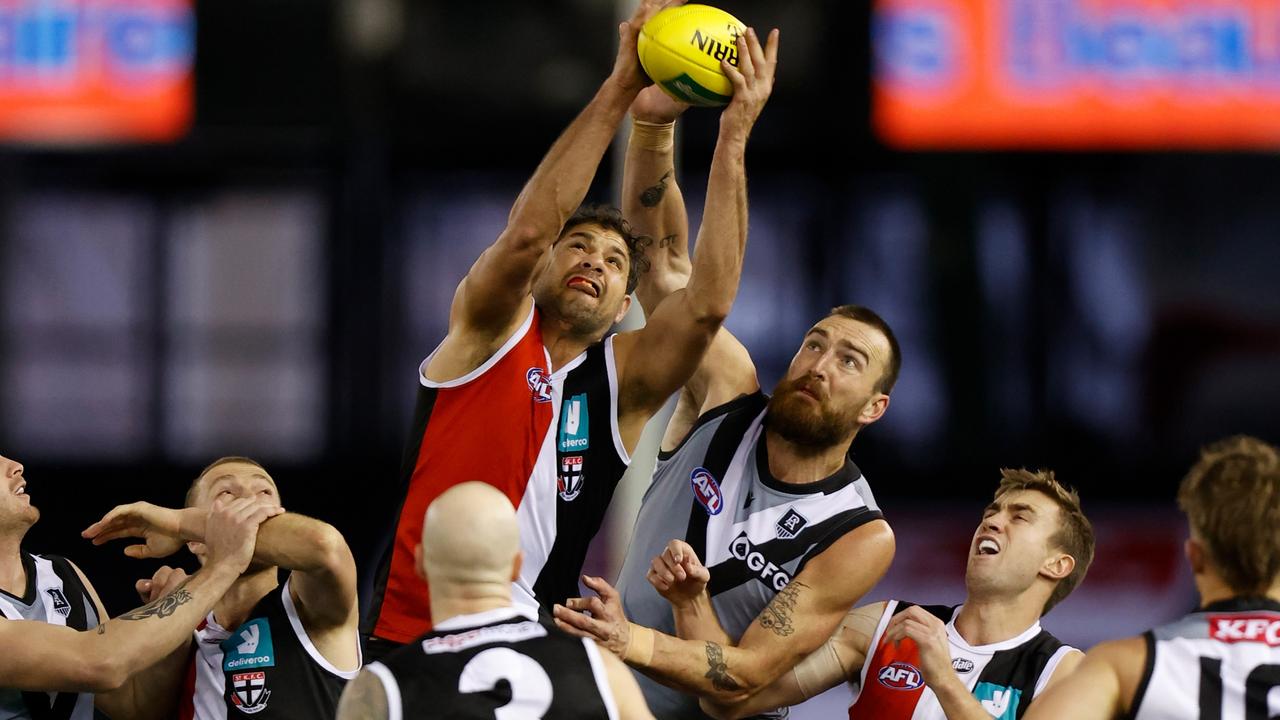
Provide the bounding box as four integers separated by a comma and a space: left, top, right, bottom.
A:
858, 393, 890, 426
510, 550, 523, 583
1186, 537, 1207, 575
613, 294, 632, 324
1040, 551, 1075, 581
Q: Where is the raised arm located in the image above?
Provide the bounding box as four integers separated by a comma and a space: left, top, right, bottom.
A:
444, 0, 684, 342
85, 504, 360, 669
622, 88, 760, 450
0, 498, 271, 693
612, 28, 778, 443
556, 519, 893, 705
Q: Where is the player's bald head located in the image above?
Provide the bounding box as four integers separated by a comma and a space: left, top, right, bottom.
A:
420, 482, 520, 589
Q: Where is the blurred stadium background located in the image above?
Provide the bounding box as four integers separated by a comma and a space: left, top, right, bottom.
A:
2, 0, 1279, 715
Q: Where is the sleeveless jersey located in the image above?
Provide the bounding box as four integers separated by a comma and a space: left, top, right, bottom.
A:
0, 553, 99, 720
366, 306, 630, 645
367, 606, 619, 719
184, 578, 360, 719
1131, 597, 1280, 719
616, 393, 885, 719
849, 601, 1075, 720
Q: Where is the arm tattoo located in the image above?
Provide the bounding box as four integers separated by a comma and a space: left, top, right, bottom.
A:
704, 642, 742, 692
658, 234, 679, 248
336, 671, 390, 720
115, 580, 194, 622
640, 170, 673, 208
758, 581, 808, 638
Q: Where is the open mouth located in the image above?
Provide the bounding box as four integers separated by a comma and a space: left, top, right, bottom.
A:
567, 276, 600, 298
976, 537, 1000, 556
12, 481, 26, 498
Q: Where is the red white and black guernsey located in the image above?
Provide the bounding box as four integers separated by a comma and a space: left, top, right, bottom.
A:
850, 601, 1076, 720
184, 578, 361, 719
366, 606, 619, 720
365, 306, 631, 646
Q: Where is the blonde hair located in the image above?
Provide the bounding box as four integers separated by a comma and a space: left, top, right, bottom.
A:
1178, 436, 1280, 595
996, 468, 1095, 615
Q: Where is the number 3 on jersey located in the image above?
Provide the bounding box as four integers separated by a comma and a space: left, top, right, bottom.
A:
460, 648, 554, 719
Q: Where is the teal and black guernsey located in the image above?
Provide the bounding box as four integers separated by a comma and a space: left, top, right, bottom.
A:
616, 392, 886, 719
0, 553, 100, 720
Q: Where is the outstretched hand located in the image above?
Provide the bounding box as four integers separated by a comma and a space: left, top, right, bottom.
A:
553, 575, 633, 658
719, 26, 780, 133
83, 502, 188, 560
611, 0, 687, 92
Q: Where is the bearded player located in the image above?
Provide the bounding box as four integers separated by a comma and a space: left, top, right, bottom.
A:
364, 0, 781, 658
549, 86, 894, 717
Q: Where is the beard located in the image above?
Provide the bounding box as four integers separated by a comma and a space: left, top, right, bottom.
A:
532, 277, 616, 339
765, 377, 864, 448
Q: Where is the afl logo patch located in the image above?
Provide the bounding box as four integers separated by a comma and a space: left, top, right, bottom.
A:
689, 467, 724, 515
526, 367, 553, 403
878, 661, 924, 690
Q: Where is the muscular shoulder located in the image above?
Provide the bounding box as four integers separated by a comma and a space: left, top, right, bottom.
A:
336, 669, 390, 720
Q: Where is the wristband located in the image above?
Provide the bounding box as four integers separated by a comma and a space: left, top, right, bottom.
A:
623, 623, 655, 666
630, 119, 676, 152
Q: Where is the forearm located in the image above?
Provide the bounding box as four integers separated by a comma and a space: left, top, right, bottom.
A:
627, 626, 773, 704
671, 592, 732, 645
96, 640, 188, 720
683, 124, 749, 322
71, 564, 237, 692
508, 77, 639, 239
182, 511, 346, 575
623, 120, 691, 313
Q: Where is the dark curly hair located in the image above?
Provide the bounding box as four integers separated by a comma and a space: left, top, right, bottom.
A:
559, 204, 652, 294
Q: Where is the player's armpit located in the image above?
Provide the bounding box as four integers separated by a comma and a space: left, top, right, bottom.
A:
1024, 637, 1145, 720
335, 669, 390, 720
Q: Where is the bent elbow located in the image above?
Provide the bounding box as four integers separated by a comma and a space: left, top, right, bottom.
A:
82, 656, 129, 693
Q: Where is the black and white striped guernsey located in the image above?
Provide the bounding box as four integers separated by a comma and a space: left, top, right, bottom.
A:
0, 553, 99, 720
1131, 597, 1280, 719
367, 606, 619, 720
616, 392, 885, 719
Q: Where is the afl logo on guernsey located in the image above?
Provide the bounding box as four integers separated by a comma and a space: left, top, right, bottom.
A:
526, 367, 553, 403
878, 661, 924, 690
690, 467, 724, 515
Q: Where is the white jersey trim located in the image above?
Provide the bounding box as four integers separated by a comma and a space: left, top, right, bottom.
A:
433, 605, 538, 632
945, 604, 1043, 654
419, 303, 537, 389
851, 600, 899, 704
603, 335, 631, 465
280, 578, 362, 678
1034, 646, 1080, 697
366, 662, 403, 720
582, 639, 621, 720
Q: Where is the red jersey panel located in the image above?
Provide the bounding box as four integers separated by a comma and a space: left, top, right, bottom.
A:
370, 307, 554, 644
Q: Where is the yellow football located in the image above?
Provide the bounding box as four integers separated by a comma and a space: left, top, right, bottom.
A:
638, 4, 747, 107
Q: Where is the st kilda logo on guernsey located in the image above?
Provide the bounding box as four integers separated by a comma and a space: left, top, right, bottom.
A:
690, 467, 724, 515
231, 671, 271, 714
526, 367, 553, 403
559, 456, 584, 501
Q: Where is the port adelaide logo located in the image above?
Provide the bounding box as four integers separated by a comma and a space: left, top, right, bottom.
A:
775, 508, 808, 539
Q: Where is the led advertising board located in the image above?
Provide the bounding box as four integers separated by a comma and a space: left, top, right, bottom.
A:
0, 0, 194, 145
874, 0, 1280, 149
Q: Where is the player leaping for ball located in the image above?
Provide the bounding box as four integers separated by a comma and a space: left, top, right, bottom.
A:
363, 0, 781, 658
